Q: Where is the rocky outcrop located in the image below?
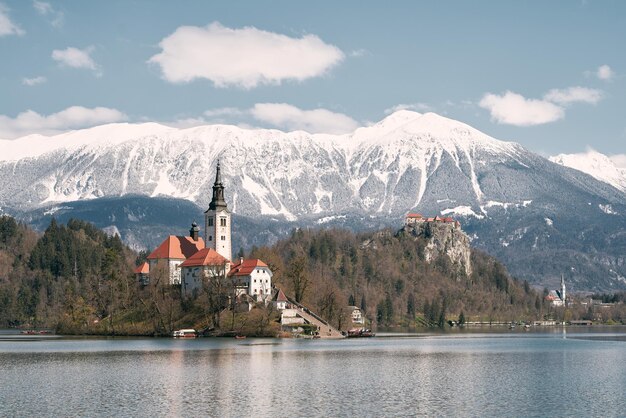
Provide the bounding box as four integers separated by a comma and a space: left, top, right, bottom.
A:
400, 221, 472, 278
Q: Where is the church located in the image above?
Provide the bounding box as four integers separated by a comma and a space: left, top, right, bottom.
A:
134, 162, 273, 302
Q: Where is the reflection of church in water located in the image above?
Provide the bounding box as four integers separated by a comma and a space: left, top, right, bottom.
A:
134, 162, 273, 302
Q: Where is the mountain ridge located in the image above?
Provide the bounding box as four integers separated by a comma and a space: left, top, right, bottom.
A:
1, 111, 626, 291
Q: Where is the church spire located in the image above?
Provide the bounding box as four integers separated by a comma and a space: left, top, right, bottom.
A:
208, 161, 228, 211
214, 159, 223, 186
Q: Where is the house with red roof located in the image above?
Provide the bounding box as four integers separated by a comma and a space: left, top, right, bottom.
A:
146, 223, 205, 285
272, 288, 289, 311
133, 262, 150, 286
179, 247, 231, 297
229, 258, 273, 303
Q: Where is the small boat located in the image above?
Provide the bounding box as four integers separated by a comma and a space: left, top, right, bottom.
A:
172, 329, 197, 338
234, 335, 246, 339
346, 328, 375, 338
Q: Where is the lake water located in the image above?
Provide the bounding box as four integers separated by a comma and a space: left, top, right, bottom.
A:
1, 328, 625, 417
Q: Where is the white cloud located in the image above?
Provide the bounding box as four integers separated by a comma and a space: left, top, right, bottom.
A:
597, 65, 614, 81
250, 103, 359, 134
480, 86, 604, 127
349, 49, 369, 57
384, 103, 433, 114
0, 3, 24, 36
610, 154, 626, 169
33, 1, 64, 28
203, 107, 245, 118
52, 46, 100, 75
148, 22, 344, 88
22, 76, 47, 86
543, 87, 602, 105
0, 106, 127, 139
479, 91, 565, 126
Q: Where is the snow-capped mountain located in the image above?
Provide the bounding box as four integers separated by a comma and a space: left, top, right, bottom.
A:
550, 150, 626, 193
2, 110, 626, 291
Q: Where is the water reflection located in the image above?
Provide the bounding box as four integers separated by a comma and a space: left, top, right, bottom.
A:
0, 332, 625, 417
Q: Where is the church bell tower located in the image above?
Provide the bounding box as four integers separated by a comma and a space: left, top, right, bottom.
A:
205, 161, 232, 261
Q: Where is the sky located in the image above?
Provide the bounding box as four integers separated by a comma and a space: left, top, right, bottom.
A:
0, 0, 625, 162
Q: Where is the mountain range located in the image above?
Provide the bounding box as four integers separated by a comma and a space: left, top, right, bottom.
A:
1, 110, 625, 292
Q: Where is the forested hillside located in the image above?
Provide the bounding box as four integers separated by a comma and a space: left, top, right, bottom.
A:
0, 215, 561, 333
251, 226, 547, 328
0, 216, 135, 328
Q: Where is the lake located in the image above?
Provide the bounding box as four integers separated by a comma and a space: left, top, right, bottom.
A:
1, 328, 624, 417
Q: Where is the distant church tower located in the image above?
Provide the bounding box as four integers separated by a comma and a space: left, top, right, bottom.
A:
560, 274, 566, 305
205, 162, 232, 261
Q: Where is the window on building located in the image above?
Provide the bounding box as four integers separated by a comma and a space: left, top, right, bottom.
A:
208, 218, 213, 227
220, 218, 227, 227
221, 235, 226, 241
208, 236, 212, 241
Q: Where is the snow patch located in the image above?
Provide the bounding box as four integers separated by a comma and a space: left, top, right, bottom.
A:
544, 217, 553, 226
43, 206, 72, 216
316, 215, 347, 224
599, 204, 617, 215
441, 205, 485, 219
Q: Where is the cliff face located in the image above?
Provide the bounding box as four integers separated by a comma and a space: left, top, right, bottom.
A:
400, 221, 472, 278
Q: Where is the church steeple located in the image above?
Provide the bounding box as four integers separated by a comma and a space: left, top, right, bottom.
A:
208, 160, 228, 211
204, 161, 232, 261
560, 274, 566, 305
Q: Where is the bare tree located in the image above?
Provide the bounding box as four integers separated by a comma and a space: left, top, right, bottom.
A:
287, 252, 309, 303
202, 261, 232, 329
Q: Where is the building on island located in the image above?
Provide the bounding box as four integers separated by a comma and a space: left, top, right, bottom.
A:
179, 247, 231, 297
133, 262, 150, 286
229, 258, 273, 302
205, 161, 232, 262
146, 226, 205, 285
137, 162, 274, 304
272, 288, 288, 311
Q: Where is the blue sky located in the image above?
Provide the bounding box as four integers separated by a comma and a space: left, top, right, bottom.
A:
0, 0, 624, 159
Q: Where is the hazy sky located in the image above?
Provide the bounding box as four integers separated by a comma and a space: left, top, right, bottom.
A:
1, 0, 624, 158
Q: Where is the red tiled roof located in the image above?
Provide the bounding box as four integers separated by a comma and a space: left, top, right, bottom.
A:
147, 236, 205, 260
406, 213, 423, 218
228, 259, 269, 276
133, 262, 149, 274
274, 288, 288, 302
179, 247, 230, 268
442, 217, 455, 223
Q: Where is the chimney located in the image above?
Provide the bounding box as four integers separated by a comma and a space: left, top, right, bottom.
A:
190, 222, 199, 241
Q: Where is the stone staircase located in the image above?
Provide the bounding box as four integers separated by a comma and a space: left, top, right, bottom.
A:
286, 297, 344, 339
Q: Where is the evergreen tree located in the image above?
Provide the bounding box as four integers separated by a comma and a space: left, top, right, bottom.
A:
384, 293, 394, 324
407, 293, 415, 318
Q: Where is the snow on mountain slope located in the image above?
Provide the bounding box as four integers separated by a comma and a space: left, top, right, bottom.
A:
0, 111, 523, 216
550, 150, 626, 192
0, 110, 623, 221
